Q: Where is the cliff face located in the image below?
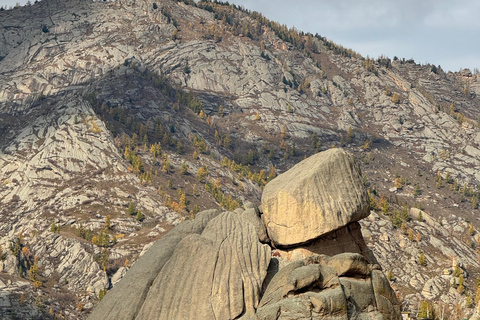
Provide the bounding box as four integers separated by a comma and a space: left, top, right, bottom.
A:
0, 0, 480, 318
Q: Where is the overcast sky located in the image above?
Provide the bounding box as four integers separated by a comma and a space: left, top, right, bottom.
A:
228, 0, 479, 72
2, 0, 478, 72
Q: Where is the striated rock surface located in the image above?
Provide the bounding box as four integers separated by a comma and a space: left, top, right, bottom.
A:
261, 148, 369, 246
3, 0, 480, 316
88, 209, 221, 320
89, 209, 271, 320
136, 212, 271, 320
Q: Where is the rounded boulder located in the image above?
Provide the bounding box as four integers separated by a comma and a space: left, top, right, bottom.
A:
261, 148, 369, 246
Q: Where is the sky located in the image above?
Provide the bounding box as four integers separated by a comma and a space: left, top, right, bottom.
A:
1, 0, 478, 72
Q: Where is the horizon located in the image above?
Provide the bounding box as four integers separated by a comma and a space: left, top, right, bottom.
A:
1, 0, 478, 73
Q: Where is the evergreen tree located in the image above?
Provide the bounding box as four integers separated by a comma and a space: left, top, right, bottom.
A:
418, 251, 427, 266
127, 202, 136, 215
180, 162, 188, 175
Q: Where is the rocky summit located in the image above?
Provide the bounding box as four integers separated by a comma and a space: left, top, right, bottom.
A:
90, 149, 401, 320
1, 0, 480, 318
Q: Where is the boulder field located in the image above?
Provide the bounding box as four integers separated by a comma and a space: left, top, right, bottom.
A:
89, 149, 401, 320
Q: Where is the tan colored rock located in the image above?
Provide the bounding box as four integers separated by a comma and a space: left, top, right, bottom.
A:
135, 212, 271, 320
270, 222, 379, 268
257, 254, 400, 320
261, 148, 369, 246
327, 252, 370, 277
88, 209, 220, 320
371, 270, 402, 320
242, 207, 269, 243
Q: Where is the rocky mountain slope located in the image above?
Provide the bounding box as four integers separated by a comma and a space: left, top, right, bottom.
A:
0, 0, 480, 318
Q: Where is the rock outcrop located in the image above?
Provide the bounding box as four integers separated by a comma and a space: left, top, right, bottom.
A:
136, 212, 271, 320
90, 150, 400, 320
257, 254, 400, 320
88, 209, 221, 320
89, 209, 272, 320
261, 148, 369, 247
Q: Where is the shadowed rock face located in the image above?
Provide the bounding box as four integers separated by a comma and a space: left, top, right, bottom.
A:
271, 222, 379, 265
257, 254, 401, 320
261, 148, 369, 247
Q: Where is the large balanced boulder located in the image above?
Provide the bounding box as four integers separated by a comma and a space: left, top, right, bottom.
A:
89, 150, 402, 320
261, 148, 369, 246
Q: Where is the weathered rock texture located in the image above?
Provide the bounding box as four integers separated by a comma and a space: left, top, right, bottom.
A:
88, 209, 220, 320
257, 254, 401, 320
262, 148, 369, 246
274, 222, 378, 266
90, 149, 401, 320
3, 0, 479, 316
89, 210, 271, 320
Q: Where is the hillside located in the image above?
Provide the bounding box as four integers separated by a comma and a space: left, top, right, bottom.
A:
0, 0, 480, 318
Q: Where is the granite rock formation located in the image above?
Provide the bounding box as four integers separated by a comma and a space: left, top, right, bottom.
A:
90, 150, 400, 320
261, 148, 369, 246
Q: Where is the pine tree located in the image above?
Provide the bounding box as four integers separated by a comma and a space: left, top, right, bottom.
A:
29, 256, 42, 288
127, 202, 136, 215
386, 270, 394, 281
104, 215, 111, 231
413, 184, 422, 196
50, 221, 60, 233
176, 141, 183, 154
197, 166, 208, 182
223, 134, 231, 148
179, 194, 187, 210
180, 162, 188, 175
418, 211, 423, 222
98, 288, 107, 300
394, 178, 402, 189
418, 251, 427, 266
466, 294, 473, 308
418, 301, 435, 319
408, 229, 414, 241
345, 127, 354, 143
391, 93, 400, 104
458, 274, 465, 294
469, 223, 476, 236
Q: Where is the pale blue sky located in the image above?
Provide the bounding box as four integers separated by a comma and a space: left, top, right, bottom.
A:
1, 0, 478, 72
229, 0, 480, 73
